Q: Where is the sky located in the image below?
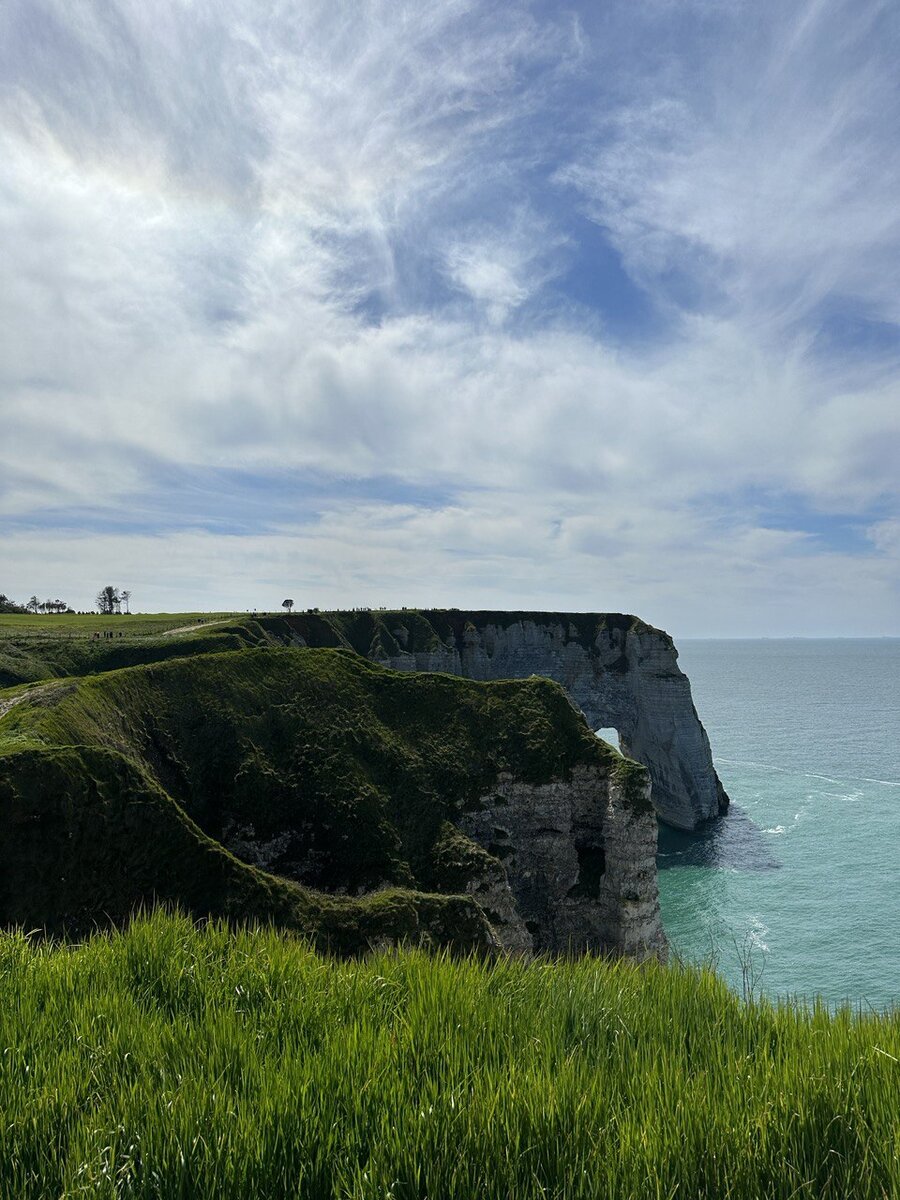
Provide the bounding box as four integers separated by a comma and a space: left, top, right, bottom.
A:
1, 0, 899, 636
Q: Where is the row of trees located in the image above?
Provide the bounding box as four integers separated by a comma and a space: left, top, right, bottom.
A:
96, 586, 132, 615
0, 594, 72, 614
0, 589, 133, 615
27, 597, 71, 614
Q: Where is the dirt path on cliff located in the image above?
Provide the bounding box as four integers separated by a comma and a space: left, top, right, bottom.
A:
160, 618, 232, 637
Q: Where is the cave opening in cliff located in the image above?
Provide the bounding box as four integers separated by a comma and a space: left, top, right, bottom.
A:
567, 835, 607, 901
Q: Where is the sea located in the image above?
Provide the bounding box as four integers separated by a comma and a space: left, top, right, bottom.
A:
649, 639, 899, 1009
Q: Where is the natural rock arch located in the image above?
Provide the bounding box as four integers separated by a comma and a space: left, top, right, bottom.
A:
283, 610, 729, 831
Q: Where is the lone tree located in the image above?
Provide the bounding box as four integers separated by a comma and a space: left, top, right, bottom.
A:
121, 589, 132, 614
96, 585, 120, 615
282, 598, 294, 614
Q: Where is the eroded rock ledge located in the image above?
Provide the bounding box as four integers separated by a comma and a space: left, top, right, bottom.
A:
280, 610, 729, 831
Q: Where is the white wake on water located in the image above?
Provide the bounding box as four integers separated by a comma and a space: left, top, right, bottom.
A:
717, 757, 899, 790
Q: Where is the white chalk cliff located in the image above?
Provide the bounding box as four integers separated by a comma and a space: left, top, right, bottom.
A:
359, 611, 728, 831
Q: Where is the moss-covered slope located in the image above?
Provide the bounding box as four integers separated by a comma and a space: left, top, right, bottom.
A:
0, 646, 625, 947
0, 618, 269, 688
0, 741, 487, 951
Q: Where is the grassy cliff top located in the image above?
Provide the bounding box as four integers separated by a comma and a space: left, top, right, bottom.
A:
0, 611, 237, 635
0, 645, 636, 944
0, 607, 667, 688
0, 615, 264, 687
0, 644, 610, 784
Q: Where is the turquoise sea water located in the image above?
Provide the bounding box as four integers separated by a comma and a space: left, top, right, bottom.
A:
658, 639, 899, 1009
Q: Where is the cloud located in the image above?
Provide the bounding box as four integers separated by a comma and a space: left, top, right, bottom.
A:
0, 0, 898, 633
441, 207, 571, 324
0, 0, 578, 489
562, 0, 900, 332
868, 519, 900, 558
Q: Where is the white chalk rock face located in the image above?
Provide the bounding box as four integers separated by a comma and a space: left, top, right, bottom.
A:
374, 612, 728, 831
460, 765, 666, 961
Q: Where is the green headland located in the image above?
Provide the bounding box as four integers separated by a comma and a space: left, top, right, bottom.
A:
1, 613, 646, 951
0, 611, 897, 1198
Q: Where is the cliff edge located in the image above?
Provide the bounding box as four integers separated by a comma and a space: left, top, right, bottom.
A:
274, 610, 728, 831
0, 646, 665, 960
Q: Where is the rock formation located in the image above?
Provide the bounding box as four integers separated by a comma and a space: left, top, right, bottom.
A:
282, 610, 728, 831
458, 765, 665, 960
0, 644, 666, 960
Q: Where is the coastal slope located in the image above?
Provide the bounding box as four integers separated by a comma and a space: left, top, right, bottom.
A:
0, 610, 724, 831
0, 646, 665, 958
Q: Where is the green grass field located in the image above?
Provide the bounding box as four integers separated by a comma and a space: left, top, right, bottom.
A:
0, 612, 238, 637
1, 911, 897, 1200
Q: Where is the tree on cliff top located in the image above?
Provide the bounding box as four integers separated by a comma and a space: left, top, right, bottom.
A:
96, 586, 120, 615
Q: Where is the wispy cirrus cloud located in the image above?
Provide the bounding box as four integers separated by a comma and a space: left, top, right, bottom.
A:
563, 0, 900, 331
441, 207, 572, 324
0, 0, 898, 633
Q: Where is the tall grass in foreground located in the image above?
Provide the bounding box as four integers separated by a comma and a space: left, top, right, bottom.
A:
0, 912, 897, 1199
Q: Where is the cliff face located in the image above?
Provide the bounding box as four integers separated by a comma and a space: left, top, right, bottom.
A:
0, 646, 666, 960
0, 609, 725, 833
459, 765, 664, 961
280, 611, 728, 831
